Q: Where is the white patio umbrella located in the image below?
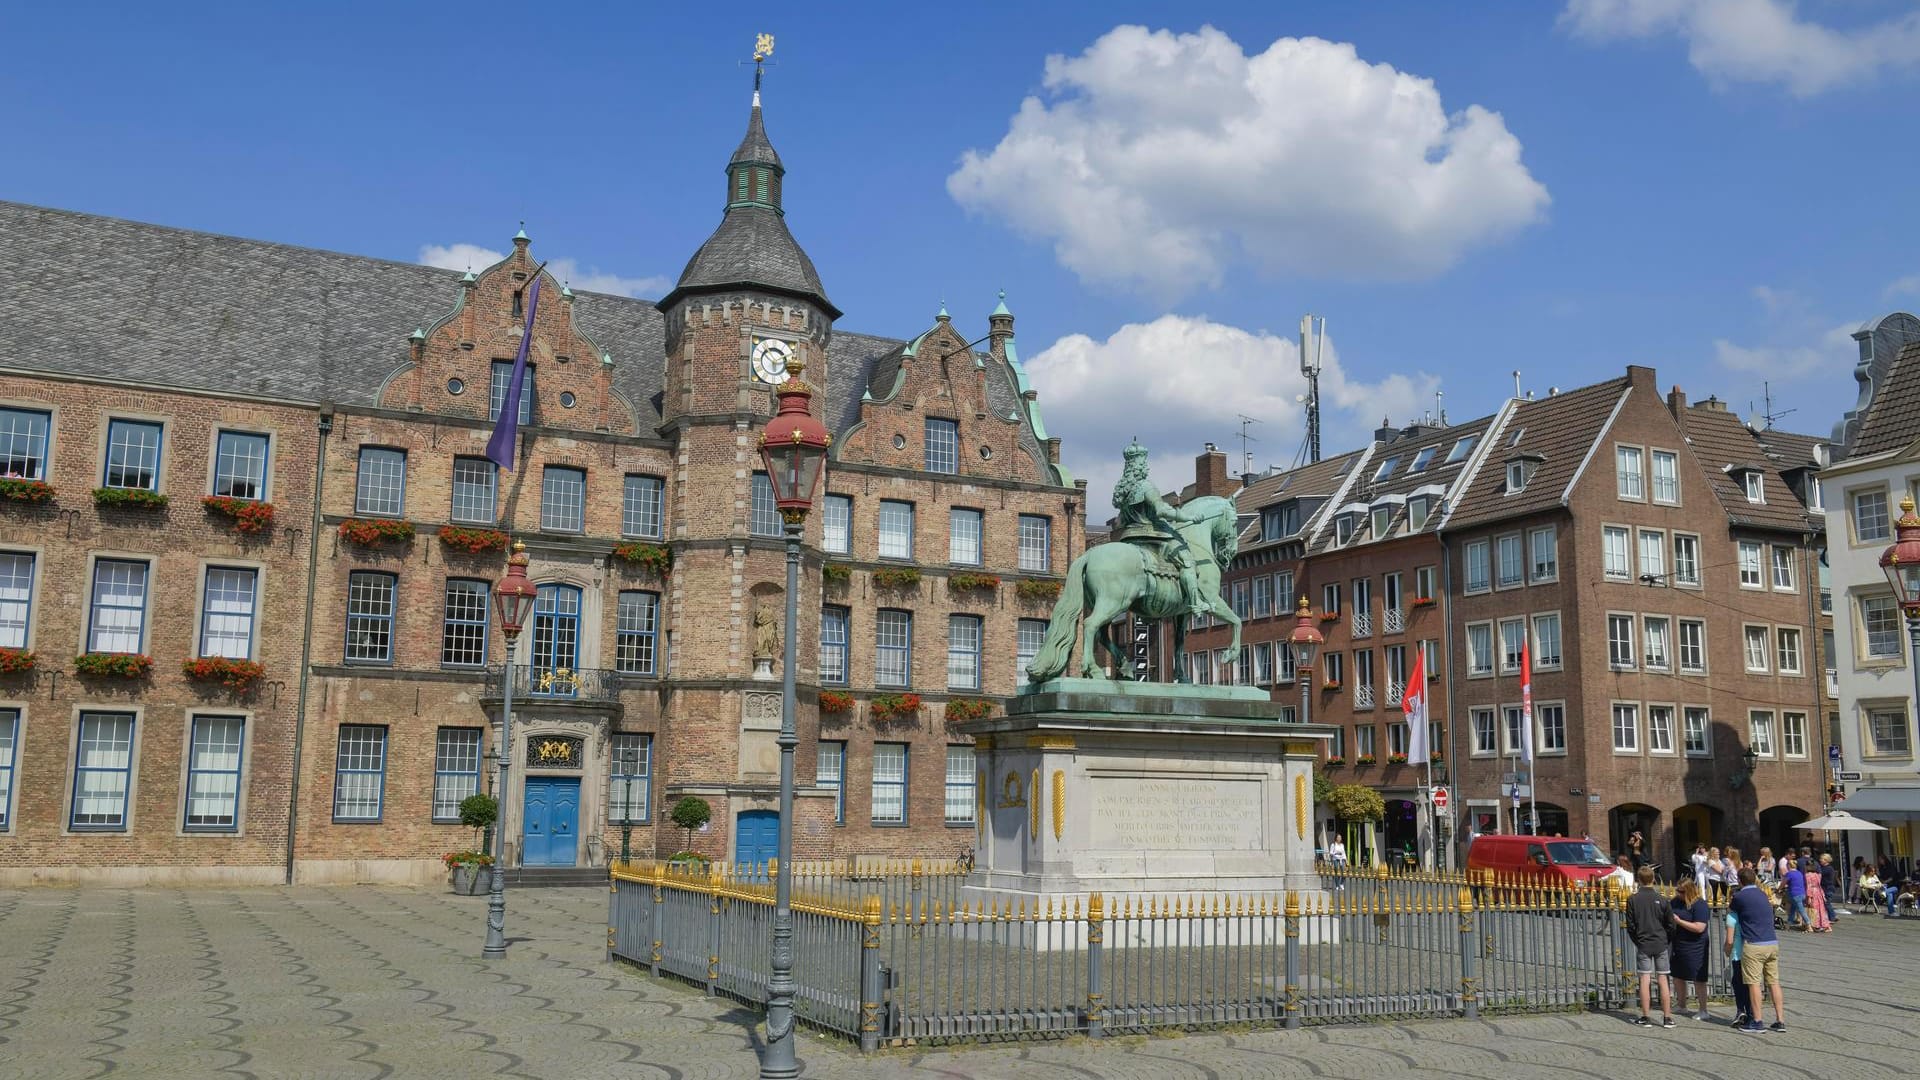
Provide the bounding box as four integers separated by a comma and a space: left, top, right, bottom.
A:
1793, 810, 1888, 832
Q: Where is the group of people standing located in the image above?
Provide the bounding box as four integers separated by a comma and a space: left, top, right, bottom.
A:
1692, 845, 1841, 932
1626, 865, 1788, 1033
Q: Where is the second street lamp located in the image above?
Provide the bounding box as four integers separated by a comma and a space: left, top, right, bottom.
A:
1288, 596, 1324, 726
1878, 495, 1920, 726
755, 356, 831, 1080
483, 541, 538, 960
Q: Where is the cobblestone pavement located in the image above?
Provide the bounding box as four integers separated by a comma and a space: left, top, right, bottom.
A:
1, 885, 1915, 1079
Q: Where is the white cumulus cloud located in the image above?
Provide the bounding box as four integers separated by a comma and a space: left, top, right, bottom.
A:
1026, 314, 1438, 516
947, 25, 1550, 298
1712, 283, 1858, 379
418, 243, 669, 298
1885, 274, 1920, 300
1560, 0, 1920, 96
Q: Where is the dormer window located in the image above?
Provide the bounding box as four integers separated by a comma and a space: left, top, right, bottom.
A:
1371, 506, 1393, 538
1408, 496, 1431, 532
1335, 514, 1356, 546
1742, 470, 1765, 504
1261, 502, 1301, 542
1505, 458, 1539, 495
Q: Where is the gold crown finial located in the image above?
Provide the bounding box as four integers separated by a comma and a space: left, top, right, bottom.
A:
755, 33, 774, 62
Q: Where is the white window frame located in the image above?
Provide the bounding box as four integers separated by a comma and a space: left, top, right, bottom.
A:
1672, 533, 1701, 588
1643, 616, 1671, 671
1495, 532, 1524, 589
1637, 528, 1666, 585
1737, 541, 1764, 589
1748, 710, 1775, 758
878, 500, 915, 560
1863, 701, 1912, 759
1683, 706, 1711, 757
1647, 704, 1676, 756
1743, 470, 1765, 504
948, 507, 984, 566
1536, 701, 1567, 756
1615, 445, 1645, 501
1611, 702, 1640, 754
1782, 712, 1808, 759
1528, 526, 1557, 583
1852, 488, 1891, 544
1531, 612, 1562, 670
1498, 618, 1525, 675
1770, 545, 1796, 592
1742, 624, 1772, 674
1775, 625, 1803, 675
1677, 618, 1707, 674
1607, 613, 1635, 669
1466, 622, 1494, 678
1463, 539, 1490, 594
1470, 707, 1497, 757
1602, 525, 1631, 581
1650, 449, 1679, 505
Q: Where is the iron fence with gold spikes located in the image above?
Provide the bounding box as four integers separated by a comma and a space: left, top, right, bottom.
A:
611, 857, 1647, 1050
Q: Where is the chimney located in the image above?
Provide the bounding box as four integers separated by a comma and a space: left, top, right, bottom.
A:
1695, 395, 1729, 413
1666, 385, 1688, 421
1195, 444, 1230, 497
1374, 416, 1397, 444
1626, 364, 1658, 394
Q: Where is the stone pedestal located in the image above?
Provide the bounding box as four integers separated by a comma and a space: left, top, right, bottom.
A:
951, 679, 1335, 929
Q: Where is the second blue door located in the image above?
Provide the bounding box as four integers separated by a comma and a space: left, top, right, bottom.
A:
735, 810, 778, 871
523, 776, 580, 867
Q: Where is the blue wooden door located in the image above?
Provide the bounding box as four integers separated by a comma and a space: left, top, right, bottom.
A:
522, 777, 580, 867
735, 810, 779, 872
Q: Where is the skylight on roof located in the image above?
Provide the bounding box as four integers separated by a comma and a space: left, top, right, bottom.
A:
1373, 456, 1399, 482
1509, 427, 1525, 447
1409, 447, 1437, 473
1446, 435, 1478, 463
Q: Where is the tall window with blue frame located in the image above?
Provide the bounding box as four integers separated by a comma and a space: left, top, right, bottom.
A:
441, 579, 489, 667
872, 743, 908, 824
878, 501, 915, 560
925, 418, 959, 474
622, 475, 664, 538
1019, 515, 1052, 573
213, 430, 269, 500
354, 447, 407, 516
949, 508, 983, 566
345, 571, 396, 663
0, 552, 35, 650
820, 606, 850, 685
750, 472, 782, 537
102, 418, 162, 490
817, 741, 845, 824
611, 734, 652, 824
332, 725, 388, 822
1016, 618, 1048, 687
540, 466, 586, 532
184, 715, 244, 831
431, 727, 482, 822
822, 494, 852, 555
0, 708, 17, 831
616, 591, 659, 675
449, 457, 497, 524
0, 407, 50, 479
70, 711, 135, 830
947, 614, 982, 690
876, 610, 912, 688
532, 583, 581, 686
945, 745, 976, 826
490, 360, 536, 425
88, 559, 148, 654
199, 567, 257, 659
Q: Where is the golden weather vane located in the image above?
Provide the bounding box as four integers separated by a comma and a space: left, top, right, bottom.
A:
752, 33, 774, 94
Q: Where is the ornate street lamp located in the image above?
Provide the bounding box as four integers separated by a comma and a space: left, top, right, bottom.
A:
483, 541, 538, 960
1879, 495, 1920, 728
1287, 595, 1324, 726
755, 356, 831, 1080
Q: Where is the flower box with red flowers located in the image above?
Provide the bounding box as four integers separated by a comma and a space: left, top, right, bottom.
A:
93, 487, 169, 510
1411, 596, 1437, 608
1322, 680, 1343, 691
1017, 579, 1063, 603
1387, 753, 1409, 765
869, 692, 921, 720
182, 656, 266, 692
872, 567, 922, 590
612, 542, 672, 576
1429, 750, 1445, 762
818, 691, 855, 715
439, 526, 510, 555
943, 697, 994, 723
0, 648, 36, 675
202, 496, 275, 533
822, 563, 852, 586
947, 572, 1000, 595
338, 518, 415, 546
0, 477, 55, 504
1353, 754, 1377, 766
74, 653, 153, 680
1318, 611, 1341, 623
1323, 756, 1346, 769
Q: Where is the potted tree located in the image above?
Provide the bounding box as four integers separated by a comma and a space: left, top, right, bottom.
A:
445, 794, 498, 895
668, 796, 712, 867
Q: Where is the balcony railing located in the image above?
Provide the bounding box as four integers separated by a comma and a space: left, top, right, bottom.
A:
1354, 683, 1375, 709
1386, 679, 1404, 707
1351, 610, 1373, 638
1383, 607, 1405, 635
489, 664, 625, 705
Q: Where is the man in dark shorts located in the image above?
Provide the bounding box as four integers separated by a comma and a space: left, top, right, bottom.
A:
1625, 865, 1676, 1027
1729, 867, 1786, 1032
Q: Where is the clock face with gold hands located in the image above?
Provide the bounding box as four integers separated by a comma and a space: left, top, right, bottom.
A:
752, 337, 794, 384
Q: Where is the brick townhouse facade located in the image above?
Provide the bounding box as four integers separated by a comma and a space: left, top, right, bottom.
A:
1185, 365, 1828, 874
0, 88, 1081, 886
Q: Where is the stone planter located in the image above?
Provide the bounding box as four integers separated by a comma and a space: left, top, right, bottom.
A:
450, 864, 491, 895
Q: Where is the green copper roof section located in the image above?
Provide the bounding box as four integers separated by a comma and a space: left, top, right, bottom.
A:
937, 301, 950, 320
514, 226, 529, 241
901, 326, 933, 358
992, 289, 1011, 317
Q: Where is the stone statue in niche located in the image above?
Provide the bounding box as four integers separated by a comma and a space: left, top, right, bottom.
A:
752, 597, 781, 680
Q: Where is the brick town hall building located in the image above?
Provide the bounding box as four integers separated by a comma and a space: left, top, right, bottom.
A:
0, 90, 1084, 885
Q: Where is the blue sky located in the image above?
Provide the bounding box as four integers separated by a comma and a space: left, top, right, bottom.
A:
6, 1, 1918, 505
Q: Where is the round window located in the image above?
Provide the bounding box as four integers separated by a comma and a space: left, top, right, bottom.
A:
560, 391, 577, 409
979, 445, 994, 461
447, 377, 465, 395
892, 434, 907, 450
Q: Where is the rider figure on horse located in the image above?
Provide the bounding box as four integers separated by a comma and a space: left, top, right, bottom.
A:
1110, 439, 1207, 616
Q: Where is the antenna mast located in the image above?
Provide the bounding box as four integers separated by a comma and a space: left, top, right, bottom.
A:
1300, 315, 1324, 464
1753, 380, 1796, 430
1236, 414, 1260, 478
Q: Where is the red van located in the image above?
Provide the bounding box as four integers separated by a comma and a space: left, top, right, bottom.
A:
1467, 834, 1618, 888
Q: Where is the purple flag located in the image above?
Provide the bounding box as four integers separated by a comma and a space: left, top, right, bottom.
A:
486, 276, 542, 470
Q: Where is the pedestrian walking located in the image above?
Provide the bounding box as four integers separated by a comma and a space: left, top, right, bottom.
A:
1669, 880, 1713, 1021
1783, 861, 1808, 930
1625, 865, 1677, 1028
1819, 854, 1841, 918
1729, 868, 1786, 1032
1807, 865, 1832, 932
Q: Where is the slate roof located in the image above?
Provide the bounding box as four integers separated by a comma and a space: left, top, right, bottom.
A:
1305, 416, 1496, 555
0, 200, 888, 437
1677, 404, 1821, 533
1444, 377, 1630, 529
731, 100, 783, 169
1752, 428, 1824, 472
1222, 449, 1367, 552
1852, 340, 1920, 459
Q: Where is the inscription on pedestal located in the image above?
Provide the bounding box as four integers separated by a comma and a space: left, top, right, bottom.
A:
1088, 776, 1262, 851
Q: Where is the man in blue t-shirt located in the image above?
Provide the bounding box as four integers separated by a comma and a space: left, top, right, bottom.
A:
1782, 863, 1808, 930
1728, 868, 1785, 1032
